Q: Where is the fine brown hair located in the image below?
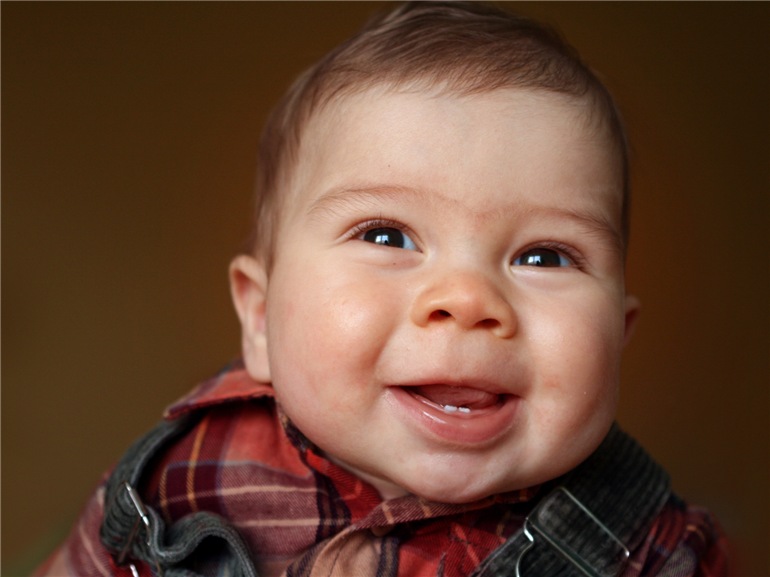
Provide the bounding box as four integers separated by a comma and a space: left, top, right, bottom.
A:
251, 1, 629, 264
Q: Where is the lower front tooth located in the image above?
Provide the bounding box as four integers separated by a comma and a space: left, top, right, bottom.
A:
458, 407, 471, 414
443, 405, 458, 413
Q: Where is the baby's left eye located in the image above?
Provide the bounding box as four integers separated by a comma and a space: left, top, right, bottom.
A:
361, 227, 418, 251
513, 248, 571, 267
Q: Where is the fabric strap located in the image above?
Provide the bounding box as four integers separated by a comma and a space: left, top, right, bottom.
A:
472, 424, 670, 577
100, 413, 259, 577
100, 416, 668, 577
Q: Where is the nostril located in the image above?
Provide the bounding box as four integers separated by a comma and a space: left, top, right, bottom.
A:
477, 318, 501, 329
429, 309, 452, 321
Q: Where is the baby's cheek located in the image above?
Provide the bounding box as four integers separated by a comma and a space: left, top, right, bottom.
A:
530, 372, 616, 434
323, 288, 400, 355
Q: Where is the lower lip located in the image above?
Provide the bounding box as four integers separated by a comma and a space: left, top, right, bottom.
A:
388, 386, 519, 447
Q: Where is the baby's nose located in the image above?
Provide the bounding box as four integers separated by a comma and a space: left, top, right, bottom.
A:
410, 271, 517, 338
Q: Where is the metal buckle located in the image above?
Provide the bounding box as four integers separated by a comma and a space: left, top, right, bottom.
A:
516, 487, 630, 577
117, 481, 164, 577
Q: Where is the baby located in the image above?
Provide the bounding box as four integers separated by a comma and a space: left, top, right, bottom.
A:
36, 3, 727, 576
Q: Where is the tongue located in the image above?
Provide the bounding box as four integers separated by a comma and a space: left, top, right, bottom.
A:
412, 385, 499, 409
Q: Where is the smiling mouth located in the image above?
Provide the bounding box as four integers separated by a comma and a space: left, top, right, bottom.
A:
390, 383, 518, 445
407, 384, 504, 414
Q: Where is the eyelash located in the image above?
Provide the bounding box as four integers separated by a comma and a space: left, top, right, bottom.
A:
347, 218, 415, 242
515, 240, 585, 268
346, 220, 585, 267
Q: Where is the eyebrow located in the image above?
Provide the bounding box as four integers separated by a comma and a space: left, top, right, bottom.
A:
308, 184, 623, 253
308, 184, 435, 217
525, 204, 624, 254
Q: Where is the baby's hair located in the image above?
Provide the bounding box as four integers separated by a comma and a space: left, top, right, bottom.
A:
251, 1, 629, 265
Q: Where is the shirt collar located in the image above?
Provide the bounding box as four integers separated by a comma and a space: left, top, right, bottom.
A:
164, 359, 274, 419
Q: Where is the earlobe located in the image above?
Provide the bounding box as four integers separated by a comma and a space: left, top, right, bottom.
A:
229, 255, 271, 383
623, 294, 641, 348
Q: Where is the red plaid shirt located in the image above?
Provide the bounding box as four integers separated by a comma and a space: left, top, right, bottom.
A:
35, 364, 728, 577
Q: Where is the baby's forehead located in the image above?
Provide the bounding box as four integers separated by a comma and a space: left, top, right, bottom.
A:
297, 85, 622, 182
307, 83, 615, 145
292, 87, 623, 224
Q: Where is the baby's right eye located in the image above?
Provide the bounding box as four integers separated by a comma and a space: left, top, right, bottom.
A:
361, 226, 418, 251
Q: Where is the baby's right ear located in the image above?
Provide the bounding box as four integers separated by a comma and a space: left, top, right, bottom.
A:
229, 255, 271, 383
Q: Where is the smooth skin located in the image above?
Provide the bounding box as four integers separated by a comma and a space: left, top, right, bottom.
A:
231, 87, 639, 503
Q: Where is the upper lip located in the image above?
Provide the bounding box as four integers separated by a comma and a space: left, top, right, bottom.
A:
392, 376, 513, 396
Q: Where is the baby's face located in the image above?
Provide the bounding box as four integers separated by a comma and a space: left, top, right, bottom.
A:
241, 87, 637, 503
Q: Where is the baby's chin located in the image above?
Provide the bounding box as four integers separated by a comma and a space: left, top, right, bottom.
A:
331, 456, 509, 503
395, 478, 518, 505
367, 468, 532, 505
332, 440, 613, 505
370, 453, 595, 504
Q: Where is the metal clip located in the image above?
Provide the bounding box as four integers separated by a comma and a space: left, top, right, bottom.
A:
517, 486, 630, 577
117, 481, 164, 577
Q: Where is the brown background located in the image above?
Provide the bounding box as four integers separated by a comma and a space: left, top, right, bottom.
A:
3, 2, 768, 575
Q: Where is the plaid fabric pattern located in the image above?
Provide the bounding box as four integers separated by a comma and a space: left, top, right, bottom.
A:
35, 364, 728, 577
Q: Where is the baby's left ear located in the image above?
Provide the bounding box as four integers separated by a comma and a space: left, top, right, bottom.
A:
623, 294, 641, 347
229, 255, 271, 383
